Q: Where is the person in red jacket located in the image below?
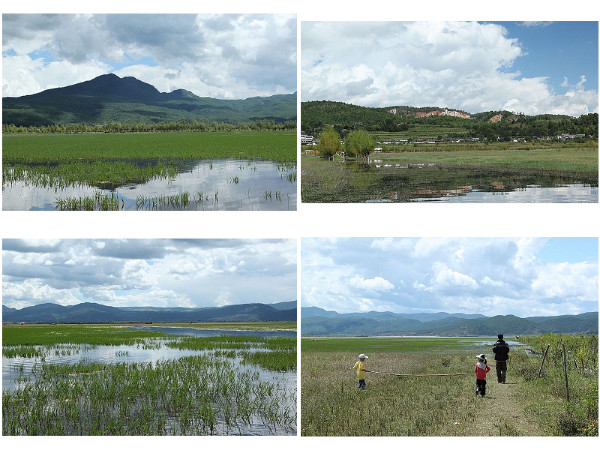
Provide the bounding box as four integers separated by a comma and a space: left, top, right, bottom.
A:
475, 354, 491, 396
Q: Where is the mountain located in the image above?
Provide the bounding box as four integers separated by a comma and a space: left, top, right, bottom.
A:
301, 100, 598, 139
529, 312, 599, 334
2, 305, 17, 315
269, 301, 298, 310
3, 74, 297, 126
2, 301, 296, 324
301, 308, 597, 336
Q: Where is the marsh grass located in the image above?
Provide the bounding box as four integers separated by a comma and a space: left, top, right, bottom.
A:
301, 150, 597, 203
301, 336, 598, 436
3, 161, 180, 190
2, 324, 168, 347
239, 350, 296, 372
3, 355, 295, 435
54, 191, 124, 211
2, 325, 297, 435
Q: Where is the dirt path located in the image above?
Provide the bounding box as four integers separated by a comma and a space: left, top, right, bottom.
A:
468, 380, 542, 436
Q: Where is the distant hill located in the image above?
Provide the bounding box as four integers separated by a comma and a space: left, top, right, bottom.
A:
301, 308, 597, 336
2, 301, 296, 324
301, 100, 598, 139
3, 74, 297, 126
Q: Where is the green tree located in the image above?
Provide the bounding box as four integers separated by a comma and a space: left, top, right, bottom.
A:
318, 126, 341, 160
345, 129, 374, 161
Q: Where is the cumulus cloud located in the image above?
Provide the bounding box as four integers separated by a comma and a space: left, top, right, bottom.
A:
349, 275, 394, 291
2, 14, 296, 98
301, 237, 598, 316
2, 239, 296, 309
301, 21, 597, 116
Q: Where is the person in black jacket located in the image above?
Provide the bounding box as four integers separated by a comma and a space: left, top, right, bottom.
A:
492, 333, 510, 383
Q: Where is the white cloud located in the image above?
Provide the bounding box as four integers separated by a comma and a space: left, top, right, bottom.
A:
431, 262, 479, 290
2, 14, 296, 99
2, 239, 296, 309
349, 275, 394, 291
531, 261, 598, 301
301, 21, 597, 115
2, 54, 111, 97
301, 237, 598, 316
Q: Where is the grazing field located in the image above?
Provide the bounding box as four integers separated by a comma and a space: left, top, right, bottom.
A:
301, 143, 598, 203
2, 324, 297, 435
301, 335, 597, 436
2, 131, 297, 211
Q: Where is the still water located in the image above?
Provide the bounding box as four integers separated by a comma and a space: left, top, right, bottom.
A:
303, 161, 597, 203
3, 159, 297, 211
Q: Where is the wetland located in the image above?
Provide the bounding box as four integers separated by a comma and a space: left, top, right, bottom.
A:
2, 131, 297, 211
2, 324, 297, 435
301, 144, 598, 203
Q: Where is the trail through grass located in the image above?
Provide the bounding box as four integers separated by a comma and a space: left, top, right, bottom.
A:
301, 336, 598, 436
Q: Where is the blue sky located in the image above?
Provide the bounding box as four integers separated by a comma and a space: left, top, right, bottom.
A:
2, 239, 297, 310
496, 22, 598, 97
302, 21, 598, 116
302, 238, 598, 317
2, 14, 297, 99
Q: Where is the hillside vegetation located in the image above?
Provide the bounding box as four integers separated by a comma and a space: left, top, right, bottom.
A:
301, 309, 598, 336
3, 74, 297, 126
302, 101, 598, 141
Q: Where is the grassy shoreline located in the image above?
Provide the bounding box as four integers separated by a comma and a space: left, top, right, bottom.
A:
303, 144, 598, 175
2, 322, 296, 347
301, 145, 597, 202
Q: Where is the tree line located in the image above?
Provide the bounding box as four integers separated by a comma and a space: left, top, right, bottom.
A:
2, 120, 296, 134
302, 101, 598, 141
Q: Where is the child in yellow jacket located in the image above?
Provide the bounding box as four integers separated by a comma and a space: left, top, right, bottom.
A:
352, 353, 371, 389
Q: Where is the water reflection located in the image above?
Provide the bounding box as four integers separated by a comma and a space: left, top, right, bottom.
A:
3, 159, 297, 211
304, 162, 597, 203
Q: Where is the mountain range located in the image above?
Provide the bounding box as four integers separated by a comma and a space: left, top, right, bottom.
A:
301, 307, 598, 336
2, 301, 296, 324
2, 74, 297, 126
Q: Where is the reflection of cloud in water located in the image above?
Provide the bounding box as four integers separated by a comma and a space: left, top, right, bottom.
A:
3, 160, 297, 211
437, 185, 597, 203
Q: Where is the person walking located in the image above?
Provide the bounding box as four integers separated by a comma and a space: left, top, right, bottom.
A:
492, 333, 510, 383
352, 353, 371, 389
475, 354, 491, 396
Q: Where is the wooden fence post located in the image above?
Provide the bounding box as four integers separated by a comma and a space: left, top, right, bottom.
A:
561, 340, 570, 402
538, 344, 550, 378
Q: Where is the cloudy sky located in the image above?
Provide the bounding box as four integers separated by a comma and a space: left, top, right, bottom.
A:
301, 21, 598, 116
2, 14, 297, 99
2, 239, 296, 310
302, 238, 598, 317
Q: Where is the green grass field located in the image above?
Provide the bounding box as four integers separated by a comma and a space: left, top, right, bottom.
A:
1, 324, 167, 347
2, 131, 297, 163
301, 335, 598, 436
375, 146, 598, 174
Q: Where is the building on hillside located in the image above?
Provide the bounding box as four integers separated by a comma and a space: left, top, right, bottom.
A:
301, 134, 315, 145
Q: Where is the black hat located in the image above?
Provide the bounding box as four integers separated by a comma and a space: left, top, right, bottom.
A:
498, 333, 503, 339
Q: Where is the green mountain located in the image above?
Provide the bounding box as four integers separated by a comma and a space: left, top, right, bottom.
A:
2, 301, 296, 324
2, 74, 297, 126
301, 100, 598, 139
301, 309, 597, 336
